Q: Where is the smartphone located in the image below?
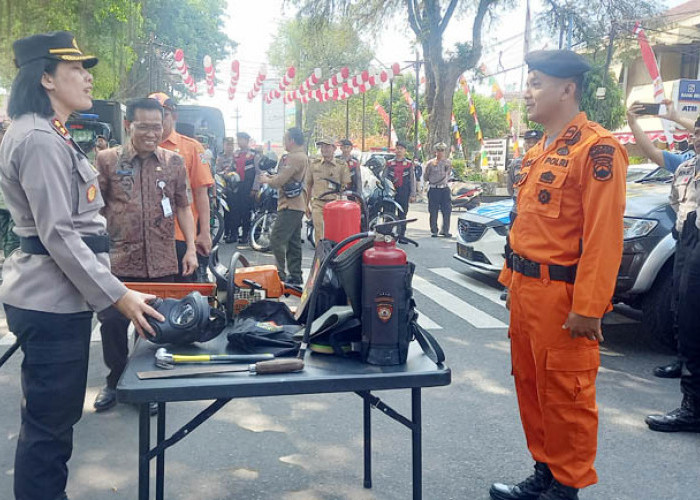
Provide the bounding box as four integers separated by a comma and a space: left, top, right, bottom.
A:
636, 102, 661, 115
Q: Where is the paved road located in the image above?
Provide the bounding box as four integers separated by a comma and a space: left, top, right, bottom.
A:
1, 203, 699, 499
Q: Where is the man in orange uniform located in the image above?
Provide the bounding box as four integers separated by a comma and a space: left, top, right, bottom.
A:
490, 50, 627, 500
149, 92, 213, 281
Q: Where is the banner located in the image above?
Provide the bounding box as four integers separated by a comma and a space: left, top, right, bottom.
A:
374, 102, 398, 144
634, 22, 674, 145
489, 76, 520, 158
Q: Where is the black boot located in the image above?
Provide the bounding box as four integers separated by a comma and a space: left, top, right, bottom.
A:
539, 480, 579, 500
645, 394, 700, 432
653, 359, 682, 378
489, 462, 553, 500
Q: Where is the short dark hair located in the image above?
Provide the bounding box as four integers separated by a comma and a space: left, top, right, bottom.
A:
126, 98, 164, 121
7, 58, 59, 118
694, 116, 700, 129
286, 127, 304, 146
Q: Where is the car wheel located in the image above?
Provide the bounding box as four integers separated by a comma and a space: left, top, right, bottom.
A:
641, 262, 676, 351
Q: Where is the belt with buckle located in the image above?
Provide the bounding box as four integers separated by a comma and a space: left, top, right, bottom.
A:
510, 253, 577, 284
20, 235, 110, 255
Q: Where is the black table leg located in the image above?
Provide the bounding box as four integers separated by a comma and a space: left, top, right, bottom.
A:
138, 403, 151, 500
412, 388, 422, 500
156, 402, 166, 500
363, 394, 372, 488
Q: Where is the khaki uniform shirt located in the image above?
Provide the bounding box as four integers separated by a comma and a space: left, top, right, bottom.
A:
266, 146, 308, 212
0, 114, 126, 313
96, 144, 191, 278
305, 157, 352, 209
424, 158, 451, 188
670, 156, 699, 232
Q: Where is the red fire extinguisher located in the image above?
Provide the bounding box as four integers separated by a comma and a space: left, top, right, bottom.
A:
323, 193, 361, 253
361, 225, 414, 365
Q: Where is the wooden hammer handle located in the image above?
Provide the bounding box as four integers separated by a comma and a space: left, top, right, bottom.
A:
253, 358, 304, 374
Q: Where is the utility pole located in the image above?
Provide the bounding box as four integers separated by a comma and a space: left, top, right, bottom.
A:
388, 79, 394, 149
362, 92, 366, 151
233, 107, 241, 138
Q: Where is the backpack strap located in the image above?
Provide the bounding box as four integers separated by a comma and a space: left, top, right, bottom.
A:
408, 304, 445, 365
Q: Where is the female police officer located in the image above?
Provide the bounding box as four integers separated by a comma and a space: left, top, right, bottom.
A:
0, 32, 163, 500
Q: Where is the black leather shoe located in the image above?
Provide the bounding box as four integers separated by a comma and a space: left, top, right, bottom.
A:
94, 386, 117, 412
653, 359, 682, 378
646, 395, 700, 432
443, 233, 453, 238
149, 402, 158, 417
431, 233, 438, 237
287, 277, 303, 285
224, 235, 235, 244
539, 480, 579, 500
489, 462, 552, 500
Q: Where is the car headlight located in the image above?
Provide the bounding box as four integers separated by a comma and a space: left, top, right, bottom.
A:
623, 217, 658, 240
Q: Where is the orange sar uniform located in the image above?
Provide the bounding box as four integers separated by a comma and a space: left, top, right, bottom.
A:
498, 112, 627, 488
160, 130, 214, 243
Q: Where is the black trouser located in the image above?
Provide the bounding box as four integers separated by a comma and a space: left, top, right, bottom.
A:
231, 178, 255, 240
224, 189, 236, 237
677, 214, 700, 399
174, 240, 208, 283
270, 209, 303, 282
428, 186, 451, 234
5, 305, 92, 500
670, 222, 693, 358
395, 183, 411, 236
99, 275, 175, 389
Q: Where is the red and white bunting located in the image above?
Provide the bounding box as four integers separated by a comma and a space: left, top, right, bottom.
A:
174, 48, 196, 93
247, 64, 268, 101
203, 55, 216, 97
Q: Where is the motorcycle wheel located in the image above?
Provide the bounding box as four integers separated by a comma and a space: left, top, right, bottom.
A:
210, 209, 225, 247
249, 212, 278, 252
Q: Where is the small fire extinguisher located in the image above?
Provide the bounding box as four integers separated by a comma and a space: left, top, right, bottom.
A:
361, 221, 418, 365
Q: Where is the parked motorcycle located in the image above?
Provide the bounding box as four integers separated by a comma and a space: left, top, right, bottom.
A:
248, 152, 279, 252
449, 180, 483, 210
364, 156, 405, 232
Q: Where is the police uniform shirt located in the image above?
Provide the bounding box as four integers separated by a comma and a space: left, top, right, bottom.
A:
0, 113, 127, 313
670, 155, 699, 232
96, 143, 191, 278
305, 157, 352, 206
424, 158, 451, 188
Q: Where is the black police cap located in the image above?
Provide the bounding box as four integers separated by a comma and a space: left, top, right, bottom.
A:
13, 31, 98, 69
523, 129, 543, 140
525, 50, 590, 78
237, 132, 251, 140
339, 138, 353, 146
396, 140, 410, 149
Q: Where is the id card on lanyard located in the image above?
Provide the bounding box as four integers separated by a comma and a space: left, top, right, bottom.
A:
157, 180, 173, 217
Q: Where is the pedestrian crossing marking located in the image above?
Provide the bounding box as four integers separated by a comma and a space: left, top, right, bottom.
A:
412, 275, 507, 329
429, 267, 505, 307
415, 309, 442, 330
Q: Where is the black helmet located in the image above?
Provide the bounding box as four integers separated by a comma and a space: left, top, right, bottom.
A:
365, 155, 386, 175
145, 292, 226, 345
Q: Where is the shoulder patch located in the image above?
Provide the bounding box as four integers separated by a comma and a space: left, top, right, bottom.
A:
589, 143, 616, 181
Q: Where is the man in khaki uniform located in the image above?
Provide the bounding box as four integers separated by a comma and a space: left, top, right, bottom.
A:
305, 137, 351, 244
93, 98, 198, 413
260, 127, 308, 284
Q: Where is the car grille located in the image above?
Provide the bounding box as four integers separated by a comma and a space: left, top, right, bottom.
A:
458, 219, 487, 243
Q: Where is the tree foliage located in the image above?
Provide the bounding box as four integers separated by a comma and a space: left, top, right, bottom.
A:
0, 0, 233, 99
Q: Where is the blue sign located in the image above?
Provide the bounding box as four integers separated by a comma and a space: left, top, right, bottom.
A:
679, 79, 700, 102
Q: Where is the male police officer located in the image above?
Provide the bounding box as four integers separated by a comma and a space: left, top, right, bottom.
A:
385, 140, 416, 235
305, 137, 351, 244
230, 131, 262, 245
423, 142, 452, 237
337, 138, 362, 195
492, 50, 627, 500
645, 118, 700, 433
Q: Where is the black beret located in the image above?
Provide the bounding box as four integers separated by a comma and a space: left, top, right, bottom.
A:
395, 140, 410, 149
339, 138, 353, 146
523, 129, 543, 140
525, 50, 591, 78
13, 31, 97, 69
237, 132, 251, 140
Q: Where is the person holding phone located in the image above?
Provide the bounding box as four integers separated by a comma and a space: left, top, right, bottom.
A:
627, 101, 698, 379
0, 32, 163, 500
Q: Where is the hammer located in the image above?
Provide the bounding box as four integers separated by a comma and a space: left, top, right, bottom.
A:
154, 347, 274, 369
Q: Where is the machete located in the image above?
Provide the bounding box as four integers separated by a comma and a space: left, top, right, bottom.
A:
137, 358, 304, 380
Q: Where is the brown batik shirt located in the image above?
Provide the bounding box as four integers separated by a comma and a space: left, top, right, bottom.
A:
96, 143, 191, 278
